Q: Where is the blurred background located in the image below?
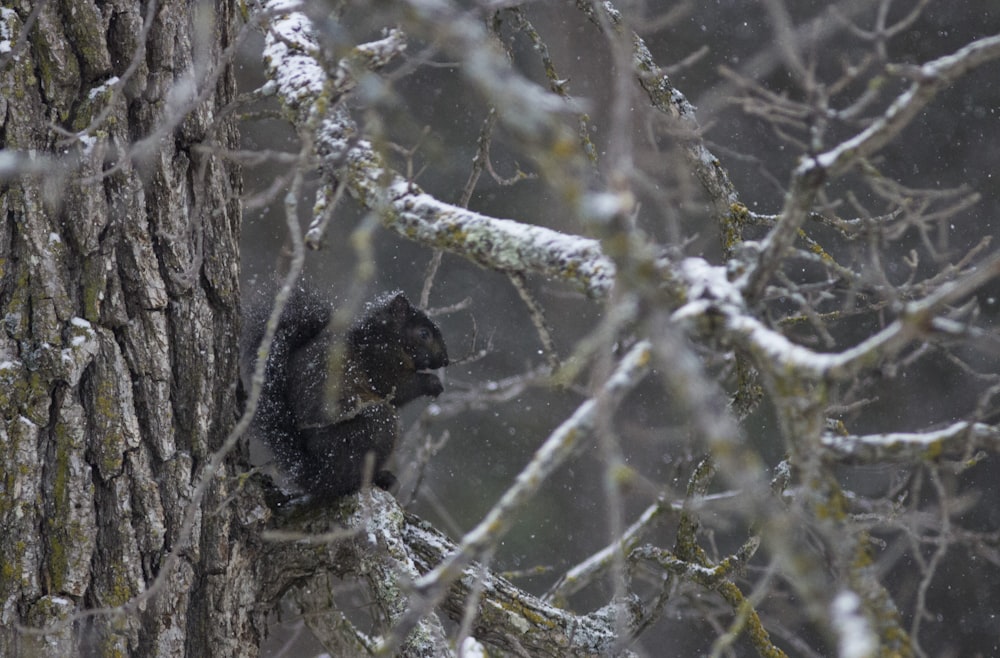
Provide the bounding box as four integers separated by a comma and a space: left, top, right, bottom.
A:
239, 2, 1000, 655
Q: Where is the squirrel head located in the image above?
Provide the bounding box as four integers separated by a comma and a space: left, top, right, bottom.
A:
355, 292, 449, 371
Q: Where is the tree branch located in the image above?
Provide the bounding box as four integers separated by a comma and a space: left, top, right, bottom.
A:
744, 32, 1000, 300
821, 421, 1000, 464
380, 341, 652, 653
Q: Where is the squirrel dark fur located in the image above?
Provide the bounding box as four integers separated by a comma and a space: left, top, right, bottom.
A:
242, 289, 448, 500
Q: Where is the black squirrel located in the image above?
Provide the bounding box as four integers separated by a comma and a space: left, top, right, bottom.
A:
242, 289, 448, 500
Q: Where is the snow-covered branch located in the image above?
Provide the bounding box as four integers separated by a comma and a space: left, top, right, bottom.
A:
380, 340, 652, 653
259, 1, 615, 298
745, 32, 1000, 299
675, 252, 1000, 384
401, 506, 640, 657
822, 422, 1000, 464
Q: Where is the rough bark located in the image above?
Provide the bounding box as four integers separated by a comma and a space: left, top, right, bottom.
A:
0, 1, 261, 656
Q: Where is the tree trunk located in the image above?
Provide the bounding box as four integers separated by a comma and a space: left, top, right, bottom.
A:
0, 1, 260, 655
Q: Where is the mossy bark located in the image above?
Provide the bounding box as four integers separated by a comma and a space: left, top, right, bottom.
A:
0, 1, 263, 656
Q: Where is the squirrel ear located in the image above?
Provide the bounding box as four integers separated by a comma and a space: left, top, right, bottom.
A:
387, 292, 411, 321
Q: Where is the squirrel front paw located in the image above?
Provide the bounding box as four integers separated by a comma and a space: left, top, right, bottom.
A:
417, 372, 444, 397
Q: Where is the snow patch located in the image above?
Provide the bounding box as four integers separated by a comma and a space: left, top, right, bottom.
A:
87, 76, 120, 100
459, 637, 487, 658
831, 590, 877, 658
0, 8, 16, 55
672, 257, 744, 323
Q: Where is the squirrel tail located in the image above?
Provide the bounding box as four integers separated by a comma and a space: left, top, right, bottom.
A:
240, 288, 332, 471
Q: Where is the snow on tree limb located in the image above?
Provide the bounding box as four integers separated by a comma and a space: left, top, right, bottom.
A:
822, 422, 1000, 464
380, 340, 653, 654
745, 32, 1000, 300
260, 1, 615, 298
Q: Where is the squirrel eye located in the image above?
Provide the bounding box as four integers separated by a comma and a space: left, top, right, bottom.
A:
417, 327, 431, 340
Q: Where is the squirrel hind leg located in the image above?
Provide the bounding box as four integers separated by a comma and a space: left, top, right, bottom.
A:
295, 404, 401, 499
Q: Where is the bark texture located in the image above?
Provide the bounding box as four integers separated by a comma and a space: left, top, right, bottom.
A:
0, 1, 262, 655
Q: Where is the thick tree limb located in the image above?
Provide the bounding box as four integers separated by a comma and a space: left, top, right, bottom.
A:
262, 489, 641, 657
